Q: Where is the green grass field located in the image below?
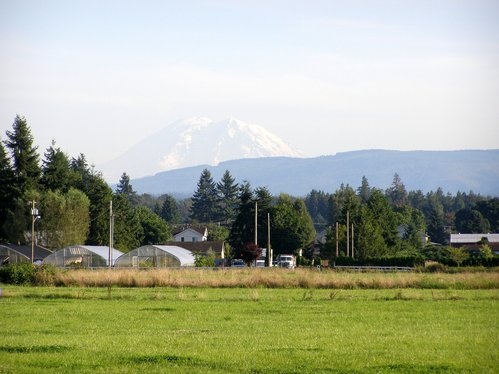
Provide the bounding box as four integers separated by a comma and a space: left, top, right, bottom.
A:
1, 286, 497, 373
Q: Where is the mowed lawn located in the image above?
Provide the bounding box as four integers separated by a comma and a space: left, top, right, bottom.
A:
0, 287, 497, 373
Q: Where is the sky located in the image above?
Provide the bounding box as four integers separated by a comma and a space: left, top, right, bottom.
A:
1, 0, 498, 171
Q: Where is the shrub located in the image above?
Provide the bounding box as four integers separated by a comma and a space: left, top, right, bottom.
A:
424, 262, 447, 273
0, 263, 37, 285
34, 265, 59, 286
0, 263, 59, 285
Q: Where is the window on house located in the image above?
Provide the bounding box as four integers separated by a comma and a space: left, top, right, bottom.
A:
181, 237, 185, 242
192, 237, 197, 242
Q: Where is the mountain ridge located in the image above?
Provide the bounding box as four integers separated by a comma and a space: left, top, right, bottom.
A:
128, 149, 499, 197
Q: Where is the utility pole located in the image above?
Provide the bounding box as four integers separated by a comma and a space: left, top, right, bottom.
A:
335, 222, 339, 257
351, 223, 355, 258
267, 213, 271, 267
109, 200, 114, 268
346, 211, 350, 257
30, 200, 40, 264
254, 201, 258, 246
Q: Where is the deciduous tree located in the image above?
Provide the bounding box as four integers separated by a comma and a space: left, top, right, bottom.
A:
135, 206, 171, 245
271, 194, 315, 255
40, 188, 90, 249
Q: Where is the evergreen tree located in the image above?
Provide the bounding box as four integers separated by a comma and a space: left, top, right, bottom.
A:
367, 189, 398, 249
2, 198, 28, 244
475, 199, 499, 232
0, 141, 17, 241
329, 184, 358, 225
355, 205, 387, 258
4, 115, 41, 195
357, 176, 371, 203
40, 141, 75, 192
254, 186, 273, 248
116, 172, 138, 206
386, 173, 408, 208
190, 169, 218, 223
216, 170, 239, 224
159, 194, 181, 224
408, 190, 426, 211
229, 182, 255, 252
455, 208, 490, 233
112, 193, 141, 252
71, 157, 113, 245
425, 193, 447, 244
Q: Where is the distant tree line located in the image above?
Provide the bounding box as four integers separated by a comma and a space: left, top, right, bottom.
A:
0, 116, 170, 252
2, 115, 497, 264
304, 174, 498, 264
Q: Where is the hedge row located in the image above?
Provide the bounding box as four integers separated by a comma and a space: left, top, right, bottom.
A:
0, 263, 58, 285
332, 255, 425, 268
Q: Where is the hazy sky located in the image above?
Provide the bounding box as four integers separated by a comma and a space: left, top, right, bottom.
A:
1, 0, 498, 168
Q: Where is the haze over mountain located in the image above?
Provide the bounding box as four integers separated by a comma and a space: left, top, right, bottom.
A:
100, 117, 302, 181
129, 150, 499, 198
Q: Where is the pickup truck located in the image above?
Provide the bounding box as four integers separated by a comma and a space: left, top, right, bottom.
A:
277, 254, 295, 269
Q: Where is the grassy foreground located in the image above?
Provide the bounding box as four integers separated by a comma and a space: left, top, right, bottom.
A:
1, 286, 498, 373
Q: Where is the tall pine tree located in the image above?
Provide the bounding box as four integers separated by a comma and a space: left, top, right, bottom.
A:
216, 170, 239, 224
0, 141, 17, 241
5, 115, 41, 195
41, 140, 75, 192
229, 182, 255, 252
190, 169, 218, 223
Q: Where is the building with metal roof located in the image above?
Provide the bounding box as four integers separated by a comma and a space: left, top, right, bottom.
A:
114, 245, 195, 268
450, 233, 499, 244
450, 233, 499, 254
42, 245, 123, 267
164, 241, 225, 258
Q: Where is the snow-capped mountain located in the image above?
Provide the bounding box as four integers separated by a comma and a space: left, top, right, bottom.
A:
99, 117, 302, 181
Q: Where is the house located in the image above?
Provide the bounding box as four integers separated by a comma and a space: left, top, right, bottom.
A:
164, 240, 225, 259
397, 225, 430, 246
450, 233, 499, 254
310, 228, 328, 258
172, 225, 208, 242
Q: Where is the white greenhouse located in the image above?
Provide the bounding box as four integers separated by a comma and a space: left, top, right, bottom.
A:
114, 245, 195, 268
0, 244, 52, 265
42, 245, 123, 268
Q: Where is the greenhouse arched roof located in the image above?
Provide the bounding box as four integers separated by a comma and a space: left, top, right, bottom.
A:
153, 245, 195, 266
114, 245, 195, 267
43, 245, 123, 267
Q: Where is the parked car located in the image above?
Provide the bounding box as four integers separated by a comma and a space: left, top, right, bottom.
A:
231, 259, 245, 268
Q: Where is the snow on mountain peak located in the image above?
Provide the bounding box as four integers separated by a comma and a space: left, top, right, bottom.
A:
99, 117, 302, 181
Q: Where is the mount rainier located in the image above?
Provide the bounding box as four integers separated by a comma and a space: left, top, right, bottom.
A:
99, 117, 302, 181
